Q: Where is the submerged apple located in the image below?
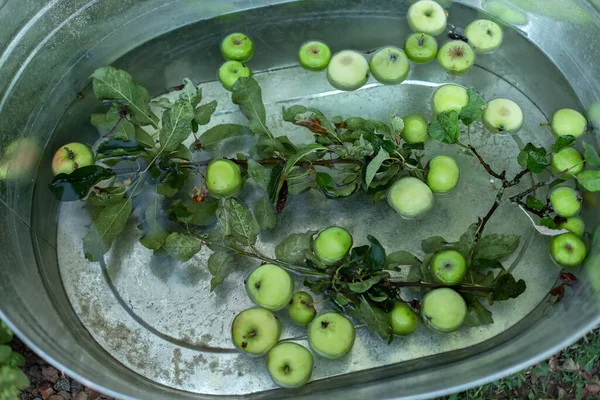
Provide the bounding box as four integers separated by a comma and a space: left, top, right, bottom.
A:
387, 177, 434, 219
422, 288, 467, 333
550, 233, 588, 268
221, 32, 255, 62
369, 46, 410, 85
431, 249, 467, 285
401, 114, 430, 144
51, 142, 94, 176
205, 158, 243, 198
287, 291, 317, 326
266, 342, 314, 388
308, 312, 355, 359
437, 41, 476, 75
404, 33, 438, 63
432, 84, 469, 115
551, 147, 584, 177
313, 226, 353, 265
464, 19, 503, 54
558, 216, 585, 238
218, 61, 251, 91
390, 302, 419, 336
426, 155, 460, 193
298, 41, 332, 71
550, 186, 582, 218
407, 0, 448, 36
551, 108, 587, 138
327, 50, 370, 91
245, 263, 294, 311
231, 307, 281, 355
482, 98, 524, 134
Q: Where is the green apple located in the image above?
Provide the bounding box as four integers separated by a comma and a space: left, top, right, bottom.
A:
287, 291, 317, 326
313, 226, 353, 265
482, 0, 529, 26
266, 342, 314, 388
431, 249, 467, 285
464, 19, 503, 54
558, 216, 585, 238
246, 264, 294, 311
426, 155, 459, 193
482, 98, 524, 134
432, 84, 469, 115
551, 109, 588, 138
218, 61, 251, 91
551, 147, 584, 177
220, 32, 254, 62
407, 0, 448, 36
369, 46, 410, 85
550, 186, 582, 217
51, 142, 94, 176
404, 33, 438, 63
390, 302, 419, 336
401, 114, 429, 144
308, 312, 355, 359
550, 233, 588, 268
1, 138, 40, 180
231, 307, 281, 355
327, 50, 370, 91
422, 288, 467, 333
387, 177, 434, 219
205, 158, 243, 198
587, 102, 600, 130
437, 40, 476, 75
298, 41, 332, 71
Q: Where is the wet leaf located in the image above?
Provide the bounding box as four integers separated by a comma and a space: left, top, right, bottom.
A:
208, 251, 236, 291
577, 170, 600, 191
284, 144, 326, 178
583, 141, 600, 166
459, 88, 486, 126
349, 297, 392, 340
254, 196, 276, 230
517, 143, 549, 173
492, 273, 526, 301
194, 100, 218, 126
179, 78, 202, 108
552, 135, 576, 153
87, 186, 126, 207
365, 148, 389, 188
366, 235, 386, 271
158, 99, 195, 152
231, 77, 270, 137
430, 110, 460, 144
90, 105, 135, 141
525, 195, 545, 211
200, 124, 253, 151
0, 321, 13, 345
282, 105, 338, 140
139, 199, 169, 251
407, 263, 423, 282
3, 350, 25, 368
97, 138, 144, 156
152, 98, 173, 109
386, 251, 420, 269
303, 278, 332, 295
49, 166, 116, 202
421, 236, 448, 254
135, 126, 156, 148
275, 230, 317, 265
540, 216, 557, 229
472, 234, 520, 260
463, 295, 494, 327
188, 198, 219, 226
163, 232, 202, 262
247, 159, 271, 191
347, 275, 385, 293
83, 199, 132, 262
226, 198, 260, 246
471, 258, 504, 270
334, 293, 352, 306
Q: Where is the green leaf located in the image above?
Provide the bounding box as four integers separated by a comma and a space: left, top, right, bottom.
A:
199, 124, 252, 151
459, 88, 486, 125
347, 275, 384, 293
231, 77, 271, 137
208, 251, 236, 291
90, 66, 158, 127
152, 97, 173, 109
471, 258, 504, 270
0, 345, 11, 363
139, 200, 169, 251
194, 100, 218, 126
430, 111, 460, 144
334, 293, 352, 306
0, 365, 30, 393
386, 251, 420, 269
269, 143, 325, 200
164, 232, 202, 262
188, 198, 219, 226
49, 166, 115, 202
86, 186, 125, 207
253, 136, 298, 158
247, 159, 271, 191
463, 295, 494, 327
90, 105, 135, 141
282, 105, 338, 141
284, 144, 326, 178
3, 351, 25, 368
492, 273, 526, 301
407, 263, 423, 282
135, 126, 156, 149
179, 78, 202, 108
525, 195, 545, 211
366, 235, 386, 271
421, 236, 448, 254
226, 198, 260, 246
275, 230, 317, 265
349, 297, 392, 340
97, 138, 144, 156
254, 197, 276, 230
303, 278, 331, 295
159, 99, 195, 152
577, 170, 600, 191
83, 199, 132, 262
583, 141, 600, 166
0, 322, 12, 345
540, 216, 557, 229
552, 135, 576, 153
365, 148, 389, 188
517, 143, 549, 173
472, 234, 520, 260
315, 172, 334, 190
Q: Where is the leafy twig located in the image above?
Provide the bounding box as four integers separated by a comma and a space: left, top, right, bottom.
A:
383, 280, 494, 293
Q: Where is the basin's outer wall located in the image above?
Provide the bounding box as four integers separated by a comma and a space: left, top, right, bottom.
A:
0, 0, 599, 399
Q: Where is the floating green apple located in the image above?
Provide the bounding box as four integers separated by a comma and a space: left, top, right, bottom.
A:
369, 46, 410, 85
432, 84, 469, 115
266, 342, 314, 388
218, 61, 251, 91
482, 0, 528, 26
550, 186, 582, 217
298, 41, 332, 71
246, 264, 294, 311
205, 158, 243, 198
327, 50, 370, 91
422, 288, 467, 333
313, 226, 353, 265
558, 216, 585, 238
287, 291, 317, 326
431, 249, 467, 285
588, 102, 600, 130
437, 41, 476, 75
407, 0, 448, 36
404, 33, 438, 63
426, 155, 460, 193
51, 142, 94, 176
308, 312, 355, 359
551, 109, 587, 138
464, 19, 503, 54
220, 32, 254, 62
390, 302, 419, 336
231, 307, 281, 355
551, 147, 584, 177
401, 114, 430, 144
482, 98, 524, 134
387, 177, 434, 219
550, 233, 588, 268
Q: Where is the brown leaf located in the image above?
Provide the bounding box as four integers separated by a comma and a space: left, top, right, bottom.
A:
297, 119, 328, 135
562, 358, 580, 371
587, 384, 600, 394
557, 386, 566, 399
549, 356, 559, 371
582, 370, 593, 381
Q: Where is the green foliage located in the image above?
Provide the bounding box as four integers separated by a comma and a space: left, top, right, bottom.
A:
83, 199, 132, 262
583, 141, 600, 166
208, 251, 236, 291
158, 99, 195, 152
517, 143, 549, 173
577, 170, 600, 191
275, 231, 317, 265
231, 77, 271, 137
199, 124, 252, 150
430, 111, 460, 144
459, 88, 486, 126
49, 166, 115, 202
552, 135, 576, 153
0, 321, 30, 400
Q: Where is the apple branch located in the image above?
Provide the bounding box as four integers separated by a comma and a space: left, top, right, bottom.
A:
382, 279, 494, 293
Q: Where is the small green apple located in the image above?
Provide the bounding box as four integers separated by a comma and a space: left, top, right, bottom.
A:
426, 155, 460, 193
308, 312, 355, 359
464, 19, 503, 54
369, 46, 410, 85
422, 288, 467, 333
551, 147, 584, 177
482, 0, 529, 26
313, 226, 353, 265
550, 233, 587, 268
266, 342, 314, 388
218, 61, 251, 91
482, 98, 524, 134
431, 84, 469, 115
437, 40, 476, 75
558, 216, 585, 237
387, 177, 434, 219
550, 186, 582, 217
404, 33, 438, 63
551, 109, 587, 138
587, 102, 600, 130
220, 32, 254, 62
298, 41, 332, 71
390, 302, 419, 336
231, 307, 281, 355
401, 114, 429, 144
51, 142, 94, 176
431, 249, 467, 285
327, 50, 370, 91
246, 264, 294, 311
407, 0, 448, 36
205, 158, 243, 198
288, 291, 317, 326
